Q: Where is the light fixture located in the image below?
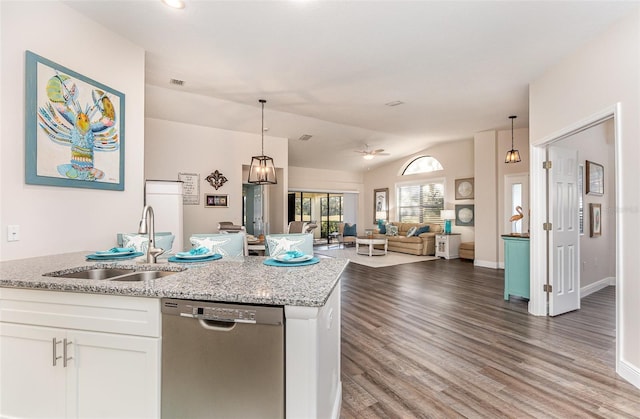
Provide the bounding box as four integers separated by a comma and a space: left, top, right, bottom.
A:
248, 99, 277, 185
363, 154, 374, 160
505, 115, 521, 163
440, 209, 456, 234
162, 0, 185, 9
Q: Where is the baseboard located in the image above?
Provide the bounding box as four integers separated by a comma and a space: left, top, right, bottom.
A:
474, 259, 500, 269
581, 277, 616, 298
618, 358, 640, 390
330, 381, 342, 419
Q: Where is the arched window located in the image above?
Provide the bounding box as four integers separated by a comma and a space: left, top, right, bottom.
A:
402, 156, 443, 175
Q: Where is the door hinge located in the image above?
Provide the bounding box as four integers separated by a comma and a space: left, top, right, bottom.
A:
543, 284, 553, 293
543, 161, 552, 170
543, 222, 552, 231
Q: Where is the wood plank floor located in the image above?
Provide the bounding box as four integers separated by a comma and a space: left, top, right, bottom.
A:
338, 259, 640, 418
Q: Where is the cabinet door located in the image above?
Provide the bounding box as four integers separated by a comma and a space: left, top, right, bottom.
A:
0, 323, 67, 418
67, 330, 160, 419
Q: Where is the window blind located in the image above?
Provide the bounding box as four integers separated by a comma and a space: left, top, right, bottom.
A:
397, 182, 444, 224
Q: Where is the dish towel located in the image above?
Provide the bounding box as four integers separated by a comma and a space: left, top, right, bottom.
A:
279, 250, 305, 261
86, 252, 144, 261
176, 247, 210, 257
94, 247, 135, 255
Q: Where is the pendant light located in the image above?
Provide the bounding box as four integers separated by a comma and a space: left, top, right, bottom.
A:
248, 99, 277, 185
505, 115, 521, 163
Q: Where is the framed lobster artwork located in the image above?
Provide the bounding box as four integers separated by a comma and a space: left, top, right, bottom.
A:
25, 51, 125, 190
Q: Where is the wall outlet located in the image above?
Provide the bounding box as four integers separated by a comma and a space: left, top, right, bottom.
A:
7, 225, 19, 242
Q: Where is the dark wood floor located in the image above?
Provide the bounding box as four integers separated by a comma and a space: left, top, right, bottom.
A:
339, 259, 640, 418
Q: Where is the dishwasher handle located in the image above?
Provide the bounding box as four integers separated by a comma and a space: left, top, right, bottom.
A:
198, 318, 237, 332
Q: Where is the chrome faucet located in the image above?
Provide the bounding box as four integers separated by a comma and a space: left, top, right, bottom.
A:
138, 205, 164, 263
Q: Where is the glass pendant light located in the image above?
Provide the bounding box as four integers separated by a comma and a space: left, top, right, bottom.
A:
505, 115, 521, 163
248, 99, 277, 184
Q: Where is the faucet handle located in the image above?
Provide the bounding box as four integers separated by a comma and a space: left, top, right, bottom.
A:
149, 246, 165, 258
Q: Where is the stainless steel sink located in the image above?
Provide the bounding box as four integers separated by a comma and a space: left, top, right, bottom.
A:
44, 267, 184, 281
110, 270, 177, 281
56, 268, 136, 280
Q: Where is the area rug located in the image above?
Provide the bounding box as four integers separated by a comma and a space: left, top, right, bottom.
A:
314, 247, 438, 268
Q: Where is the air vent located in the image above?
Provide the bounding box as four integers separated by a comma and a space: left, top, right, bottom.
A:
169, 78, 185, 86
298, 134, 312, 141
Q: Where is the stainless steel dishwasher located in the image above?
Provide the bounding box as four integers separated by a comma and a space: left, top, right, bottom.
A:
161, 298, 284, 419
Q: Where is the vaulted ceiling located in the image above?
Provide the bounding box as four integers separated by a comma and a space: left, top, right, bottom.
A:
66, 0, 637, 171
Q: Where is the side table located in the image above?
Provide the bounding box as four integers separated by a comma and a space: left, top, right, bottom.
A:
435, 233, 461, 259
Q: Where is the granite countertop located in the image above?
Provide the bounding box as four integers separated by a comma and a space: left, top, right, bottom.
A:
0, 252, 349, 307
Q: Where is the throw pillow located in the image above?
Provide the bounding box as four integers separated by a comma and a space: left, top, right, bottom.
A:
406, 226, 418, 237
190, 234, 244, 257
386, 225, 399, 236
343, 223, 357, 236
415, 225, 430, 235
379, 223, 387, 235
122, 233, 175, 253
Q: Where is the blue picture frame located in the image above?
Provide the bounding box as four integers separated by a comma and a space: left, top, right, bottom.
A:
25, 51, 125, 190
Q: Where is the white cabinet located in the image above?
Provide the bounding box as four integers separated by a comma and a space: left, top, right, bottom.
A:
435, 233, 461, 259
0, 289, 160, 419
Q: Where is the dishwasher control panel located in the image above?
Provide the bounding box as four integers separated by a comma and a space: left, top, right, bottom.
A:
161, 298, 283, 325
191, 305, 256, 323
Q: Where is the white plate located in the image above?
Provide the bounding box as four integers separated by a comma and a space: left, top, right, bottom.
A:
273, 254, 313, 263
176, 251, 213, 259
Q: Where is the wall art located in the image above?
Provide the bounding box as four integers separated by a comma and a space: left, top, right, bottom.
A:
205, 170, 228, 190
25, 51, 125, 190
178, 172, 200, 205
374, 188, 389, 223
206, 194, 228, 208
586, 160, 604, 196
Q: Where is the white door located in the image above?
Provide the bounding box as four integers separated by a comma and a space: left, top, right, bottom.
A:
548, 146, 581, 316
0, 323, 67, 418
68, 330, 160, 419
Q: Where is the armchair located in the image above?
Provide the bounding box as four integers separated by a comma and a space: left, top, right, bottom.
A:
337, 222, 357, 247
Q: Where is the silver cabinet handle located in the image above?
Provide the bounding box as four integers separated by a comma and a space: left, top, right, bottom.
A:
52, 338, 62, 366
63, 338, 73, 367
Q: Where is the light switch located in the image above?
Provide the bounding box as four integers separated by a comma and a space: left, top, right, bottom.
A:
7, 225, 19, 242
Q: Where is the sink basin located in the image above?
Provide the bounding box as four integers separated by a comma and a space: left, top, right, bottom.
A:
110, 270, 177, 281
54, 268, 136, 280
44, 267, 183, 281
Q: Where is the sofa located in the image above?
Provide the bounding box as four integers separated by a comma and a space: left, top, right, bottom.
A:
374, 222, 443, 256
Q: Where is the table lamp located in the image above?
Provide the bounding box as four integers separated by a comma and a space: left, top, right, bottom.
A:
440, 210, 456, 234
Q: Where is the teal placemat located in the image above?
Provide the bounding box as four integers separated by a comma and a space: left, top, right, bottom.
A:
263, 257, 320, 267
168, 254, 222, 263
86, 252, 144, 261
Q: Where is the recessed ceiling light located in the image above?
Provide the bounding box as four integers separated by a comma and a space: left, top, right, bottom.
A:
162, 0, 185, 10
385, 101, 404, 107
298, 134, 312, 141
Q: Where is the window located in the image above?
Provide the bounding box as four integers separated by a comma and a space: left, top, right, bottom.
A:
402, 156, 443, 175
397, 182, 444, 224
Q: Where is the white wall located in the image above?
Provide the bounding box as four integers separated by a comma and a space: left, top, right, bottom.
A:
474, 131, 498, 267
557, 120, 616, 289
0, 1, 146, 261
145, 116, 288, 250
530, 8, 640, 386
363, 139, 475, 242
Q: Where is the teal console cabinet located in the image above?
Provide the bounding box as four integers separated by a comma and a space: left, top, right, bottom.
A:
502, 235, 530, 300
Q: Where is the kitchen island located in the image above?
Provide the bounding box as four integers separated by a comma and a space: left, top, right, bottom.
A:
0, 252, 348, 419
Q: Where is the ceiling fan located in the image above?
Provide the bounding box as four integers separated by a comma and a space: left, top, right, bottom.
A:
354, 144, 390, 160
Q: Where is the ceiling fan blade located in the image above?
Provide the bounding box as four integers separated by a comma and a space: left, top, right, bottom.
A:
372, 149, 385, 154
353, 150, 367, 154
378, 152, 391, 156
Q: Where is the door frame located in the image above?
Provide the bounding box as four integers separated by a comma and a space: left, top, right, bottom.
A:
529, 103, 621, 360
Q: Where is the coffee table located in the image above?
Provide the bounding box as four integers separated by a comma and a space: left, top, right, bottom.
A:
355, 236, 387, 256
